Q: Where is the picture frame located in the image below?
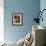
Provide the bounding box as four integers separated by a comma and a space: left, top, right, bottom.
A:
12, 13, 23, 26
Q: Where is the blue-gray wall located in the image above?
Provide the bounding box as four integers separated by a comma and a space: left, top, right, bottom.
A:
4, 0, 40, 42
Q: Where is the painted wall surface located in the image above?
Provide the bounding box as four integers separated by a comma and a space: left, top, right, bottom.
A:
4, 0, 40, 42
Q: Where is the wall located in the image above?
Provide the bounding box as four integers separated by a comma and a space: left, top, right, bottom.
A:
4, 0, 40, 42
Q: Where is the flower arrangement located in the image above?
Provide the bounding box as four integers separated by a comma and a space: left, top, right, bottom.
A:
33, 9, 46, 24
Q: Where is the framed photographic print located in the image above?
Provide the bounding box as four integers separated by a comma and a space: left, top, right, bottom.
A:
12, 13, 23, 26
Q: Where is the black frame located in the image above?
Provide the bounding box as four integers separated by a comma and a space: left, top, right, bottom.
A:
12, 13, 23, 26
